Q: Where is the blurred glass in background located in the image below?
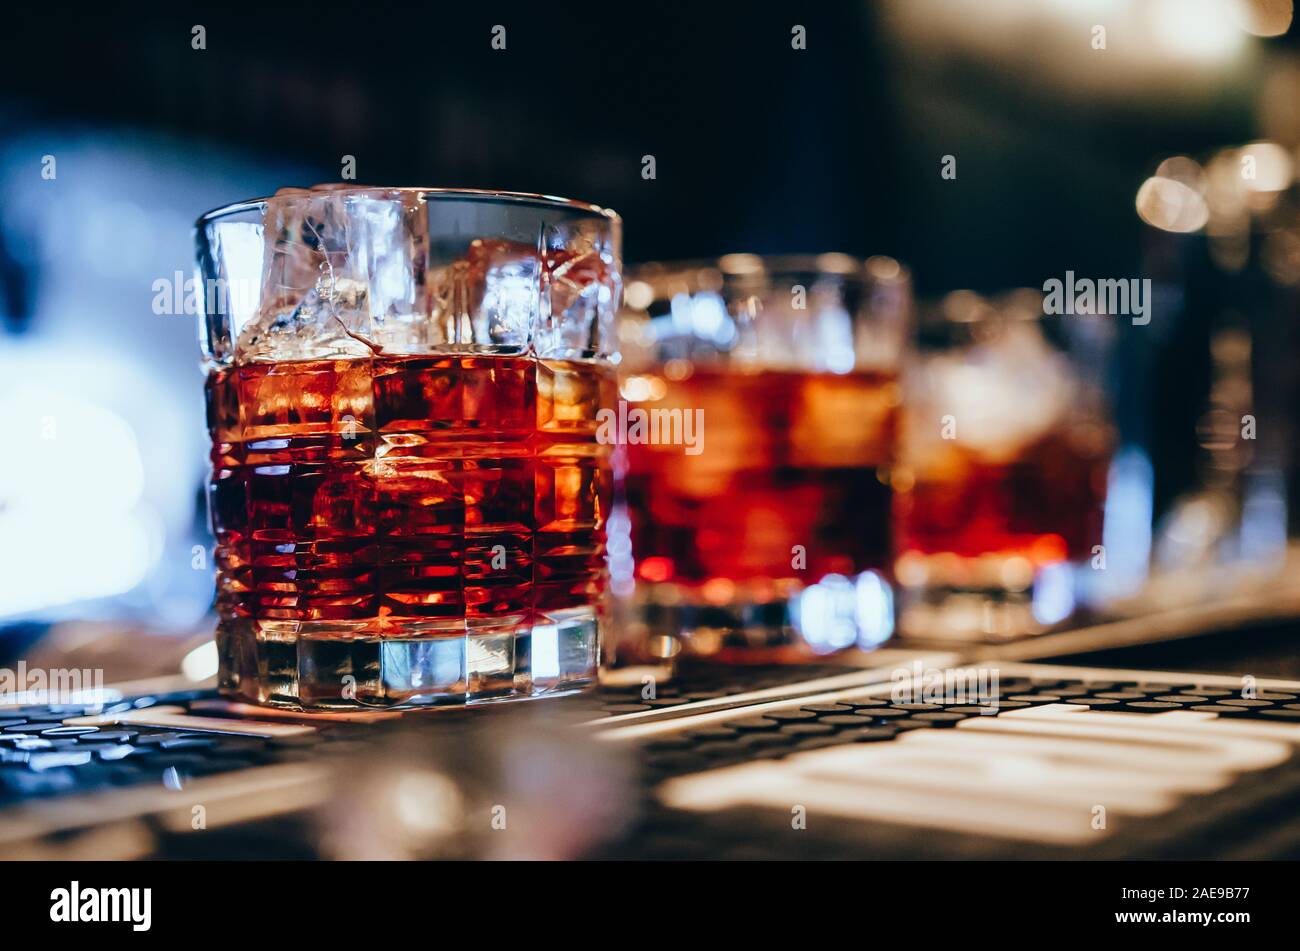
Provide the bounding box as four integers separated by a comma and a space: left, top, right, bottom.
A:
894, 289, 1116, 641
612, 254, 909, 664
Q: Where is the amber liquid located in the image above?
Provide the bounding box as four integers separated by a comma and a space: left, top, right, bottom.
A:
624, 367, 898, 589
894, 425, 1109, 567
205, 354, 613, 702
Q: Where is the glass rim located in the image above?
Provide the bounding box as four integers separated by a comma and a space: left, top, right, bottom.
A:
626, 252, 907, 283
918, 288, 1047, 325
621, 254, 909, 312
196, 186, 621, 230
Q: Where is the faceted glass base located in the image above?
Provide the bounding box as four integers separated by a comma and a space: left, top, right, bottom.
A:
216, 608, 600, 710
611, 570, 895, 666
895, 560, 1080, 642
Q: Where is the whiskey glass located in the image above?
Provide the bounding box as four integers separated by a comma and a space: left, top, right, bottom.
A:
611, 253, 910, 663
196, 186, 621, 708
893, 290, 1115, 641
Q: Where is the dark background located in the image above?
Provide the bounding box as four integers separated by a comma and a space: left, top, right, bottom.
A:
2, 1, 1282, 295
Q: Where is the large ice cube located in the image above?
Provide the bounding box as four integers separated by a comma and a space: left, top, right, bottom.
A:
237, 186, 435, 362
912, 322, 1074, 465
539, 232, 619, 360
424, 238, 540, 352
